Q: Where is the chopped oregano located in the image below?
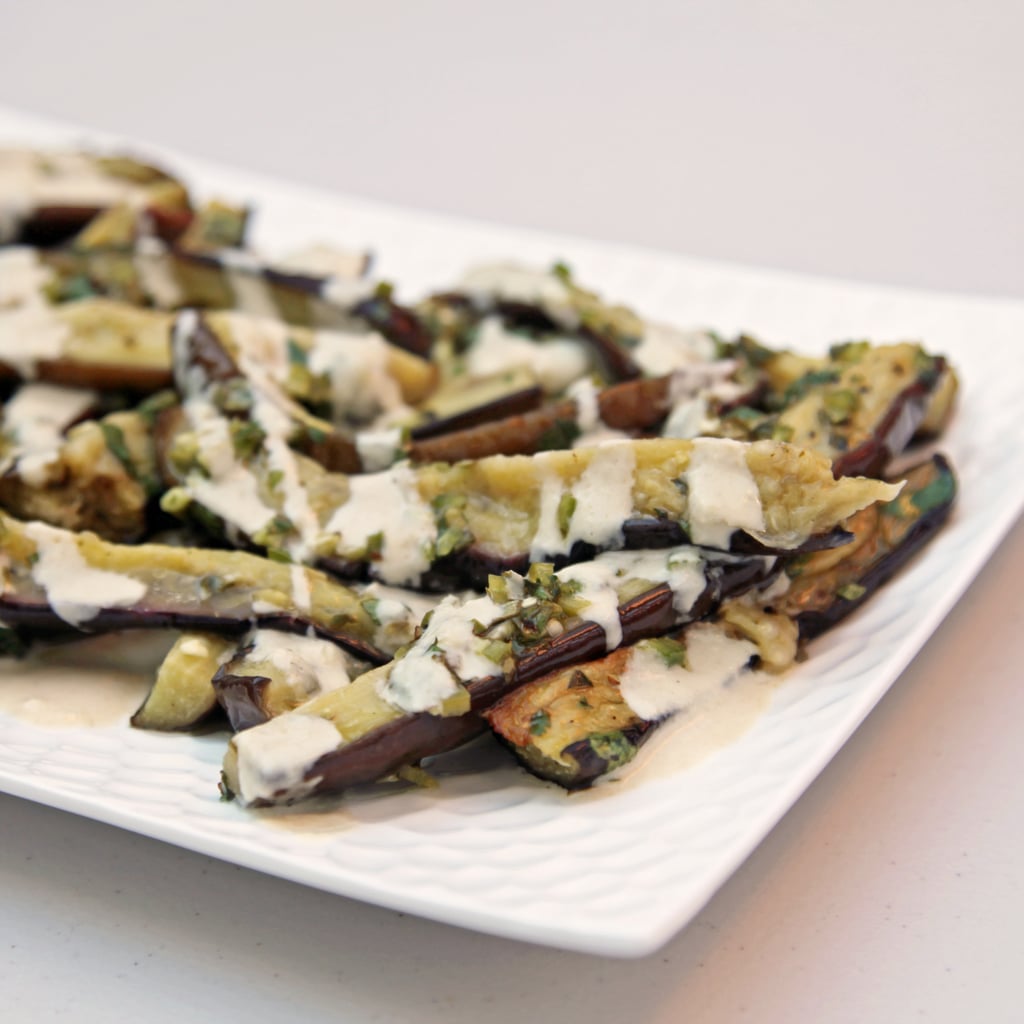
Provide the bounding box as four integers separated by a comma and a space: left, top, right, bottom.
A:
529, 709, 551, 736
557, 492, 577, 538
644, 635, 687, 668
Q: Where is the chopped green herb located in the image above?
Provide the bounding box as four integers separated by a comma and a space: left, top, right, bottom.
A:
529, 710, 551, 736
286, 337, 308, 368
557, 493, 577, 538
588, 731, 637, 771
837, 582, 867, 601
99, 421, 137, 478
823, 389, 860, 424
644, 635, 687, 668
537, 418, 581, 451
910, 471, 956, 514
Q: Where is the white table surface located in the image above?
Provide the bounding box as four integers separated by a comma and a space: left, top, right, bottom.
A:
1, 3, 1022, 1021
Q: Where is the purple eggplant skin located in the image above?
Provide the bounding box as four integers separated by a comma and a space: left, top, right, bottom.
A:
0, 597, 388, 666
212, 668, 273, 733
409, 386, 546, 443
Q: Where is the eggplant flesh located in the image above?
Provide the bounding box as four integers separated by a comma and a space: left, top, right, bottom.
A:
485, 453, 957, 789
0, 511, 403, 664
131, 632, 234, 731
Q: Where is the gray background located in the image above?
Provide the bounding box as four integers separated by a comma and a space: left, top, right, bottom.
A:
1, 2, 1023, 1022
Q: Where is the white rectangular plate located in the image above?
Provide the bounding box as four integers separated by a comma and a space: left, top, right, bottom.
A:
1, 106, 1023, 958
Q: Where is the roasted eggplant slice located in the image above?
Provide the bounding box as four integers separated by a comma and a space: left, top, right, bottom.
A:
486, 453, 957, 789
0, 297, 174, 390
0, 511, 420, 661
131, 631, 235, 731
408, 361, 752, 463
772, 453, 957, 638
220, 546, 778, 805
718, 340, 952, 477
0, 149, 193, 248
0, 393, 161, 541
213, 628, 373, 732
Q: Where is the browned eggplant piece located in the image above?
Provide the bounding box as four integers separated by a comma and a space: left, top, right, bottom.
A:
0, 403, 159, 541
718, 339, 952, 477
486, 453, 957, 789
19, 231, 433, 357
213, 628, 373, 732
772, 453, 957, 638
0, 149, 193, 248
407, 364, 755, 463
0, 299, 174, 391
220, 547, 779, 804
409, 400, 578, 463
0, 510, 415, 664
180, 309, 437, 419
408, 369, 544, 442
131, 632, 236, 731
422, 262, 645, 384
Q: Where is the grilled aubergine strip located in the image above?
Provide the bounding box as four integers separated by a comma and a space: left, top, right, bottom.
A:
130, 632, 237, 731
485, 453, 957, 788
212, 627, 377, 732
0, 149, 193, 248
0, 511, 418, 662
0, 400, 164, 542
159, 364, 902, 587
220, 547, 779, 805
722, 339, 953, 477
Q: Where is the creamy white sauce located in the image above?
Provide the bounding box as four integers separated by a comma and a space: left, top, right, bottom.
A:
275, 244, 369, 281
24, 521, 148, 627
233, 713, 343, 804
355, 426, 403, 472
320, 275, 377, 308
0, 306, 71, 378
631, 322, 718, 377
1, 382, 96, 483
0, 247, 54, 309
377, 544, 727, 715
619, 624, 758, 721
564, 376, 628, 448
530, 445, 636, 561
360, 581, 440, 628
460, 263, 579, 330
133, 236, 185, 308
323, 464, 436, 585
466, 316, 589, 394
661, 361, 744, 440
244, 629, 355, 697
684, 437, 766, 549
219, 249, 281, 321
380, 594, 504, 713
290, 565, 312, 612
557, 546, 714, 649
307, 327, 406, 424
184, 399, 275, 538
0, 659, 151, 728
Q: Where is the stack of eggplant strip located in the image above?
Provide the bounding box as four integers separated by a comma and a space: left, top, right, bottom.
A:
1, 148, 960, 811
